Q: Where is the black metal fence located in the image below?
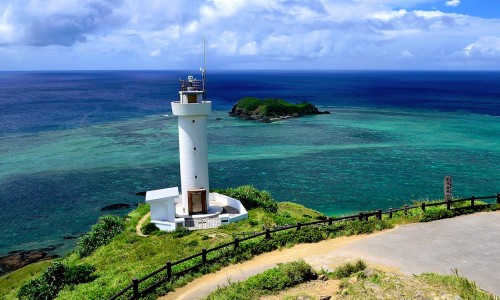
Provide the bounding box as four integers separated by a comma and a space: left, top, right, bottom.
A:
110, 193, 500, 300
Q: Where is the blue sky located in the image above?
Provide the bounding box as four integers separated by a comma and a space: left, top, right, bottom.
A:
1, 0, 499, 70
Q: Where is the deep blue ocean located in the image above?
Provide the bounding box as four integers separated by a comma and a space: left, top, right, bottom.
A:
1, 71, 499, 256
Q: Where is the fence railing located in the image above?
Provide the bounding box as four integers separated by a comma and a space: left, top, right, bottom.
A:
110, 193, 500, 300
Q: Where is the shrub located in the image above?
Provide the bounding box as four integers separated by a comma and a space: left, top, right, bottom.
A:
214, 185, 278, 213
421, 208, 455, 222
76, 215, 125, 258
331, 260, 367, 279
170, 226, 191, 238
17, 261, 96, 300
142, 222, 159, 235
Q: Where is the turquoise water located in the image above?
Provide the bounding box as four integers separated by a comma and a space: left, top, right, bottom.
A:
1, 71, 499, 256
1, 107, 499, 255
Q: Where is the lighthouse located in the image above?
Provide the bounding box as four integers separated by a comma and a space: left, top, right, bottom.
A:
172, 74, 211, 215
145, 42, 248, 231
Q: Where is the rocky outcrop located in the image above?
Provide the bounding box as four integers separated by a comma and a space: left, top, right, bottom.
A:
0, 246, 60, 276
100, 203, 131, 211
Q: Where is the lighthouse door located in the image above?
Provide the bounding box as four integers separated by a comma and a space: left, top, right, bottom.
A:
188, 189, 207, 215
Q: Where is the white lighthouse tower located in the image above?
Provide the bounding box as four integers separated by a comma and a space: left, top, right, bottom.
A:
172, 71, 211, 215
145, 42, 248, 232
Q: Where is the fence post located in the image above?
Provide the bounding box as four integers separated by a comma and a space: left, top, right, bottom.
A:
497, 193, 500, 204
388, 208, 393, 219
132, 278, 139, 300
421, 202, 426, 212
166, 261, 172, 279
471, 195, 475, 207
265, 228, 271, 239
447, 198, 451, 210
234, 237, 239, 250
297, 222, 302, 231
377, 209, 382, 220
202, 248, 207, 264
404, 205, 408, 215
358, 213, 363, 221
328, 217, 333, 225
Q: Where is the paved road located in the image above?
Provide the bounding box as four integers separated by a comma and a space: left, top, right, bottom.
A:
161, 211, 500, 299
331, 211, 500, 296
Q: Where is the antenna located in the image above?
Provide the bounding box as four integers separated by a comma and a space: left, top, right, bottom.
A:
201, 36, 207, 97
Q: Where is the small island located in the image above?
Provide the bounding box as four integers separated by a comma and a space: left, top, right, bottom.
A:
229, 97, 330, 123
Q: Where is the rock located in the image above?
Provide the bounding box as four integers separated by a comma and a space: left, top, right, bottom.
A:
100, 203, 131, 211
216, 117, 222, 120
0, 247, 60, 276
319, 296, 332, 300
317, 274, 329, 281
348, 276, 358, 284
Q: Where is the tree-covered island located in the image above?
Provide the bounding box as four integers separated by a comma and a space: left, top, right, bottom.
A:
229, 97, 330, 123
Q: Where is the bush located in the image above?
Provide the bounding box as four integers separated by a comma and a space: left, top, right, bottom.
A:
17, 261, 96, 300
421, 208, 455, 222
170, 226, 191, 238
214, 185, 278, 213
142, 222, 159, 235
331, 260, 367, 279
76, 215, 125, 258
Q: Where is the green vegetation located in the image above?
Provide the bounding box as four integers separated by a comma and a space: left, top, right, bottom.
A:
213, 185, 278, 213
204, 260, 315, 300
76, 215, 125, 258
0, 260, 52, 299
330, 260, 367, 279
420, 199, 497, 222
336, 268, 499, 300
229, 97, 326, 122
17, 261, 95, 300
420, 270, 498, 300
3, 188, 498, 300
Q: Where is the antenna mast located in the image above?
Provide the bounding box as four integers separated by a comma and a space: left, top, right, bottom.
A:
202, 36, 207, 97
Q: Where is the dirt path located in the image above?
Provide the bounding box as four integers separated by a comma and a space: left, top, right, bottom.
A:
136, 212, 150, 237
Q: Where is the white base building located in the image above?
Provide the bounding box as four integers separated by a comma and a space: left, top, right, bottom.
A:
146, 189, 248, 231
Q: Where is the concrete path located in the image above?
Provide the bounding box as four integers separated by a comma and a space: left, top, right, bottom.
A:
160, 211, 500, 299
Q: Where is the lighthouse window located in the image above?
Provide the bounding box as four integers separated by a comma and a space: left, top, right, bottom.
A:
195, 176, 198, 179
192, 120, 195, 123
194, 147, 196, 150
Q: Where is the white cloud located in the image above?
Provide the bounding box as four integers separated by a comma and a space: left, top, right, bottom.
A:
401, 50, 414, 58
0, 5, 16, 44
1, 0, 500, 70
149, 49, 161, 57
463, 36, 500, 57
239, 41, 260, 56
445, 0, 460, 7
369, 9, 407, 21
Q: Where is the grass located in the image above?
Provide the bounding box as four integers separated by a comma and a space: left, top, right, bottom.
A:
226, 260, 497, 300
4, 191, 499, 299
0, 260, 52, 300
336, 267, 499, 300
204, 260, 315, 300
420, 269, 499, 300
